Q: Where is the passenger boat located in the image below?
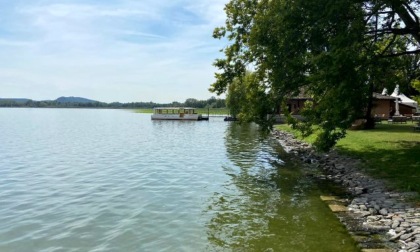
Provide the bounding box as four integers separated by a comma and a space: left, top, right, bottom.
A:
151, 107, 208, 121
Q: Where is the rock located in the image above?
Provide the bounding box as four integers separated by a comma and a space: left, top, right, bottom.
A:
329, 204, 347, 212
365, 222, 390, 231
360, 211, 372, 217
390, 231, 405, 241
401, 233, 414, 241
393, 216, 405, 222
380, 219, 392, 227
369, 208, 378, 215
406, 242, 419, 249
380, 208, 389, 215
393, 222, 402, 229
388, 229, 397, 236
368, 215, 382, 222
355, 187, 367, 195
401, 222, 412, 228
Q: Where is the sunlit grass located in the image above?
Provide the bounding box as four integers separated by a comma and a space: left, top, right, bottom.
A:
276, 122, 420, 196
134, 108, 153, 113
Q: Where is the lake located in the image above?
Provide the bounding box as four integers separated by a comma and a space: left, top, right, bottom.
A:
0, 108, 359, 251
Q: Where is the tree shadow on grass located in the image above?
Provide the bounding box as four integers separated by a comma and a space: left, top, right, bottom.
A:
374, 121, 420, 133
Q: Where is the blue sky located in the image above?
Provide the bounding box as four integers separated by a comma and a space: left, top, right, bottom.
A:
0, 0, 228, 103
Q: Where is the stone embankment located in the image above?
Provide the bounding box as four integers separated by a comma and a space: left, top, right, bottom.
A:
273, 130, 420, 252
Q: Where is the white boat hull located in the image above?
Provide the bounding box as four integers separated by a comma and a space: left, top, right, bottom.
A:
151, 114, 201, 120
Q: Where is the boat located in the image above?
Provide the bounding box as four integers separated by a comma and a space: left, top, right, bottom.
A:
224, 116, 238, 121
151, 107, 208, 121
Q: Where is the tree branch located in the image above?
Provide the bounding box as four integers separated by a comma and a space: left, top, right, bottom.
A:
393, 3, 420, 44
381, 49, 420, 58
402, 3, 419, 25
365, 27, 420, 35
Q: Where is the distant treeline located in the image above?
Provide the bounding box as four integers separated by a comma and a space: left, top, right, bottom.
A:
0, 97, 226, 109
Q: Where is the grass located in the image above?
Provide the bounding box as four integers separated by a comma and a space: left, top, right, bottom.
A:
195, 108, 229, 115
134, 108, 154, 113
276, 122, 420, 197
134, 108, 229, 115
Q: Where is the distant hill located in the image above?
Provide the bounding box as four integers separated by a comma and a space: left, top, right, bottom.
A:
55, 96, 99, 104
0, 98, 32, 104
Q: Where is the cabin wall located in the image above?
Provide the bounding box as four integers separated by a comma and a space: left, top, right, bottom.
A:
372, 100, 416, 117
399, 105, 416, 115
372, 100, 392, 117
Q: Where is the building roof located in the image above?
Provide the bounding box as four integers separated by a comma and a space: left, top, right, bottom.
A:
392, 93, 418, 105
373, 92, 398, 100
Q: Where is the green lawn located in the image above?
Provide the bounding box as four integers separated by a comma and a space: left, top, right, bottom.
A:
134, 108, 153, 113
134, 108, 229, 115
276, 122, 420, 196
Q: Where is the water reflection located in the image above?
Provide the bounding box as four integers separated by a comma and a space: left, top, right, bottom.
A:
205, 123, 358, 252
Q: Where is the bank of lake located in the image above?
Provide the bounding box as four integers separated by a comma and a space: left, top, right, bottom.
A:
274, 122, 420, 251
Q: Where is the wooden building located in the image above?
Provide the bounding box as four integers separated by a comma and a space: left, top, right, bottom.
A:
372, 93, 417, 118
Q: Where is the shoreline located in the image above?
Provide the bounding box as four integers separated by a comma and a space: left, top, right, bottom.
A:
273, 129, 420, 252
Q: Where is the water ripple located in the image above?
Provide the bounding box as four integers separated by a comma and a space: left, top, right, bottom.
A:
0, 109, 359, 252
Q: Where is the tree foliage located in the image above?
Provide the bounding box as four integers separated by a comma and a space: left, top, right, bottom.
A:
225, 71, 274, 126
211, 0, 420, 151
413, 78, 420, 102
0, 97, 226, 109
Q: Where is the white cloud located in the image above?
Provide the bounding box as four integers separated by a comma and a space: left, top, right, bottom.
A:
0, 0, 229, 103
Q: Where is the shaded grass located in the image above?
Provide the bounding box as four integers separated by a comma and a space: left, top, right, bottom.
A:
134, 108, 229, 115
276, 122, 420, 196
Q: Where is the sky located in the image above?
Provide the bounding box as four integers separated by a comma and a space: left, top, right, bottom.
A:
0, 0, 228, 103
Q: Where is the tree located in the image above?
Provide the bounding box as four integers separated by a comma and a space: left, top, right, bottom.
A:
211, 0, 420, 151
404, 54, 420, 96
226, 76, 246, 119
413, 79, 420, 103
225, 71, 275, 125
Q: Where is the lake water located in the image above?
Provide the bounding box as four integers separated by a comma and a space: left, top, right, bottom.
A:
0, 109, 359, 251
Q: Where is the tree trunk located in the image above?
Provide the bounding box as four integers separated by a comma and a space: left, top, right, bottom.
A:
364, 82, 375, 129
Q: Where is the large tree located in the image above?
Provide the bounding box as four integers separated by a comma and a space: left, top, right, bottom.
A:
211, 0, 420, 151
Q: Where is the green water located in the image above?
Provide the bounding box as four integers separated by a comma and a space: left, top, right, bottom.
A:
0, 109, 359, 251
204, 122, 358, 251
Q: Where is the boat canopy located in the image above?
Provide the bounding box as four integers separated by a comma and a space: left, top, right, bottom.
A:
153, 107, 197, 114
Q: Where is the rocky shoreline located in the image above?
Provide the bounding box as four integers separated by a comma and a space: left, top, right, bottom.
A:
273, 130, 420, 252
